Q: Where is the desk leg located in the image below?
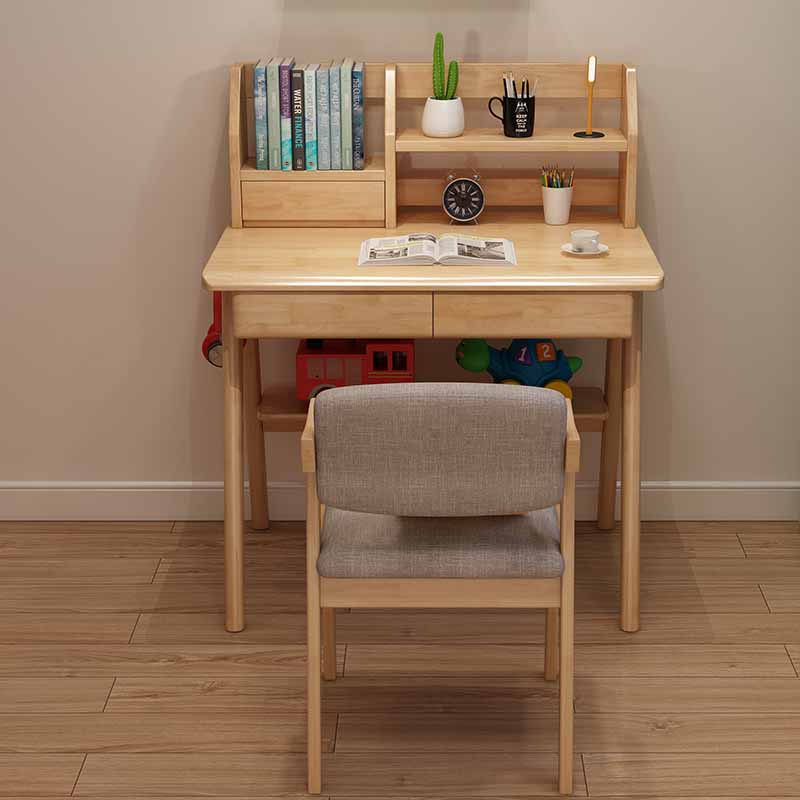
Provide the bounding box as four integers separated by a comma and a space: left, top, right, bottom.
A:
621, 293, 642, 632
244, 339, 269, 530
598, 339, 622, 530
223, 293, 245, 633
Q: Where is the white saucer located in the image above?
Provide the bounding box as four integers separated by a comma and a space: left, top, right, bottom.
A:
561, 243, 610, 256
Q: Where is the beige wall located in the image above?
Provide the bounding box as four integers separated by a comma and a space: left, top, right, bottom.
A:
1, 0, 798, 518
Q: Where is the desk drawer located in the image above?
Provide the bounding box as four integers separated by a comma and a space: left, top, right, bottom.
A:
232, 293, 433, 338
434, 293, 633, 338
241, 181, 385, 226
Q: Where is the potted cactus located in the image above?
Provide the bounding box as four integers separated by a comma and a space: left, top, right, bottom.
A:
421, 32, 464, 138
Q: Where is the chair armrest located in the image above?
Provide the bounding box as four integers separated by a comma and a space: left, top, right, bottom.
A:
565, 399, 580, 474
301, 398, 316, 474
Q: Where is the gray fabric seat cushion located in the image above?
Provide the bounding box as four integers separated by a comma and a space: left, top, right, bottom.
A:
318, 507, 564, 579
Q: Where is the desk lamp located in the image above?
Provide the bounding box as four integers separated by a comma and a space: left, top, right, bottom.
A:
574, 55, 604, 138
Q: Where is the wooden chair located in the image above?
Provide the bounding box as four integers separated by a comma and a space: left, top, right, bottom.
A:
301, 382, 580, 795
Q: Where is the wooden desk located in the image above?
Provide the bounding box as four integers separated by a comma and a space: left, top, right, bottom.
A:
202, 209, 664, 634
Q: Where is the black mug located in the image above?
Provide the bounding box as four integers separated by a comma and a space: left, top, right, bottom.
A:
488, 95, 535, 138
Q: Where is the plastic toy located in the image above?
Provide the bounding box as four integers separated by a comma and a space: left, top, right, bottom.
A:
296, 339, 415, 400
202, 291, 223, 367
455, 338, 582, 398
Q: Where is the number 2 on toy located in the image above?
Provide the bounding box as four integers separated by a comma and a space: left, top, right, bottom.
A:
536, 342, 556, 362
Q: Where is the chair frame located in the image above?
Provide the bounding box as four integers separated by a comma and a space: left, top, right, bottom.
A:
301, 396, 580, 795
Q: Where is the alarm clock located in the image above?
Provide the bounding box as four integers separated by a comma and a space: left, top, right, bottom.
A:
442, 173, 485, 223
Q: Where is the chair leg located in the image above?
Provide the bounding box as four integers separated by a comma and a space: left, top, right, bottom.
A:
243, 339, 269, 530
597, 339, 622, 530
544, 608, 558, 681
307, 586, 322, 791
322, 607, 337, 681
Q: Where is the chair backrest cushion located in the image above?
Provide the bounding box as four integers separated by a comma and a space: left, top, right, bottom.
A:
314, 382, 566, 517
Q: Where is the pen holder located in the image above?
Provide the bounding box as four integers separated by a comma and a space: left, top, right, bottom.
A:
541, 185, 573, 225
488, 96, 535, 138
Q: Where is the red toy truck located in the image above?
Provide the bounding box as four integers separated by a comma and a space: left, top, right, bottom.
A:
296, 339, 415, 400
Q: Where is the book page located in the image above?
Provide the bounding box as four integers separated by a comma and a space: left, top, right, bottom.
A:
438, 234, 515, 264
358, 233, 438, 265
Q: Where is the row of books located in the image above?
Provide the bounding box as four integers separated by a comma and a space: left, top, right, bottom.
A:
253, 58, 365, 171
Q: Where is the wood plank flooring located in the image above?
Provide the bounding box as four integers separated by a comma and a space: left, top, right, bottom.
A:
0, 518, 798, 798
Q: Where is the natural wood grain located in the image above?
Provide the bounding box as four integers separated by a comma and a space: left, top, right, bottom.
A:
576, 557, 800, 583
740, 532, 800, 558
231, 292, 434, 339
228, 64, 245, 228
0, 612, 138, 643
785, 645, 800, 674
762, 583, 800, 612
579, 532, 746, 559
243, 338, 268, 529
0, 644, 343, 676
398, 174, 619, 207
202, 211, 664, 293
335, 711, 800, 753
74, 751, 584, 796
396, 61, 624, 98
131, 612, 306, 643
575, 677, 800, 713
321, 578, 561, 609
583, 752, 800, 797
0, 712, 336, 753
258, 384, 608, 434
75, 753, 308, 796
559, 467, 576, 793
397, 127, 628, 153
0, 753, 85, 796
597, 339, 622, 529
0, 558, 159, 583
343, 644, 796, 677
242, 181, 385, 225
434, 292, 633, 338
324, 752, 586, 796
0, 677, 113, 712
222, 294, 244, 632
306, 471, 323, 793
0, 579, 307, 614
620, 292, 642, 631
131, 609, 800, 646
618, 65, 638, 227
384, 64, 397, 227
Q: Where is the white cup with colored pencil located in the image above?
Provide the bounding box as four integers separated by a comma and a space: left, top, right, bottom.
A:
541, 165, 574, 225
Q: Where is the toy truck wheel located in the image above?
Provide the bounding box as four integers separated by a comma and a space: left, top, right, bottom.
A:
204, 339, 223, 368
544, 379, 573, 399
500, 379, 522, 385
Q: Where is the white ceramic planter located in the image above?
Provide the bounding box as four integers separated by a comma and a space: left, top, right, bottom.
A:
541, 186, 573, 225
421, 97, 465, 138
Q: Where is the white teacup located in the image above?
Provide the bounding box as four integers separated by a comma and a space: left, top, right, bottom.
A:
570, 229, 601, 253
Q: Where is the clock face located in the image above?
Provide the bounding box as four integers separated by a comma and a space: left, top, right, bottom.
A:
442, 177, 485, 222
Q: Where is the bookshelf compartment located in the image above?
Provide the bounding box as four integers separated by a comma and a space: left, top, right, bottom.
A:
396, 127, 628, 153
241, 181, 385, 226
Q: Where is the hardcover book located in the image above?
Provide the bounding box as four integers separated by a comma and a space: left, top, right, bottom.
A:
340, 58, 354, 170
291, 65, 306, 170
279, 57, 295, 170
351, 61, 365, 170
316, 62, 331, 170
266, 57, 282, 169
329, 61, 342, 170
303, 63, 319, 170
253, 59, 269, 170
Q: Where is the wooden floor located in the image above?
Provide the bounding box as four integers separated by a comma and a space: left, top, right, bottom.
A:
1, 519, 800, 798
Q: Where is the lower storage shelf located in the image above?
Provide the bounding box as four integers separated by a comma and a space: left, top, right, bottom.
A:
257, 385, 608, 434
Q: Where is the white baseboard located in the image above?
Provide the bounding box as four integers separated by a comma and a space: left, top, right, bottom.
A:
0, 480, 797, 521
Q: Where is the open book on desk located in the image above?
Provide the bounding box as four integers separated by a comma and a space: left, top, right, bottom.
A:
358, 232, 517, 266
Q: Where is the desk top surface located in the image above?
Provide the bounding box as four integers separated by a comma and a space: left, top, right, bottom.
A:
202, 210, 664, 293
